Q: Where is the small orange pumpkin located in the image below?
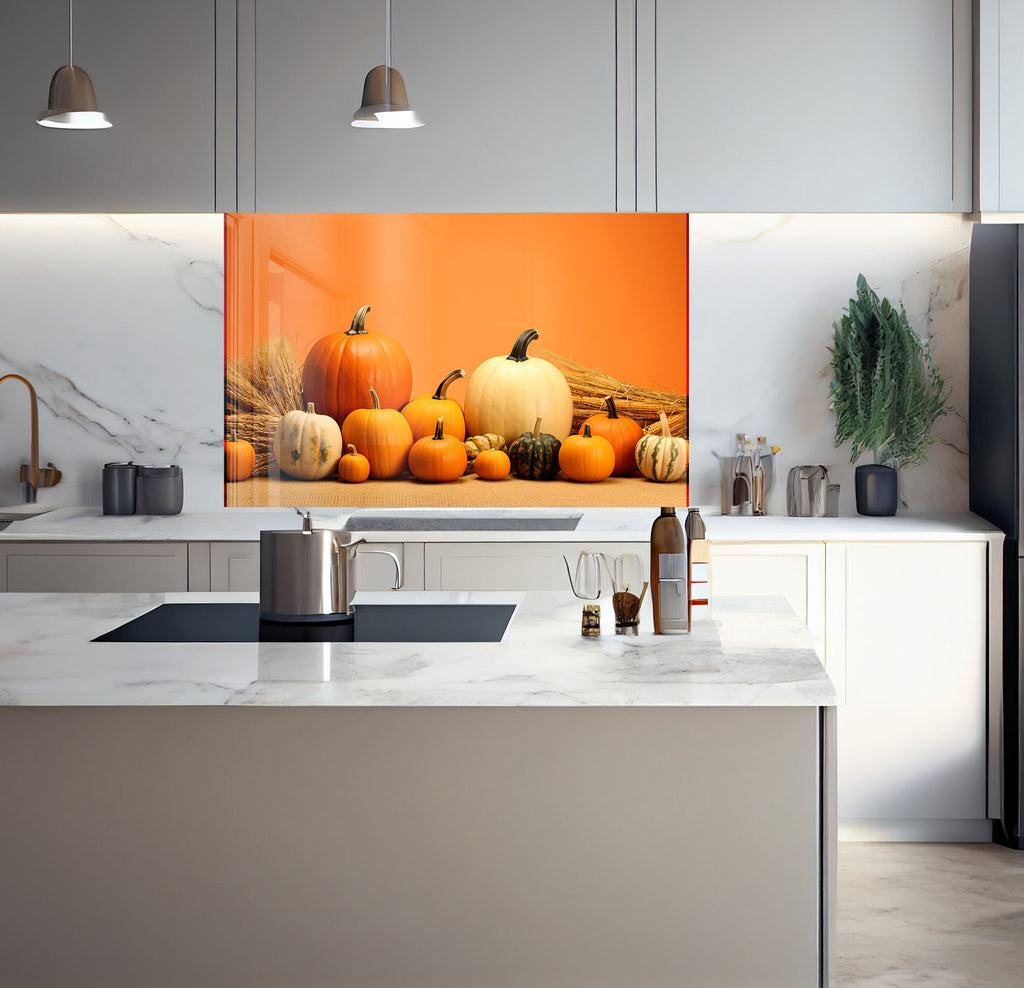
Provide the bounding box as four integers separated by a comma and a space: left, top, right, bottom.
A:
473, 448, 511, 481
401, 368, 467, 441
224, 428, 255, 482
338, 443, 370, 483
581, 396, 644, 476
341, 387, 415, 479
558, 424, 615, 483
408, 416, 469, 483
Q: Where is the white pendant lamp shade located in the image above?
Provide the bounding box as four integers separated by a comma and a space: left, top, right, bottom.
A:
351, 65, 424, 128
37, 65, 111, 129
37, 0, 111, 130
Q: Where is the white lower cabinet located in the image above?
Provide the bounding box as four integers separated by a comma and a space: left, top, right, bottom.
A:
423, 541, 649, 592
836, 541, 990, 841
0, 543, 188, 593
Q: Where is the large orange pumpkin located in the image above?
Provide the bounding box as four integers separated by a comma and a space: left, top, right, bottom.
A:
302, 304, 413, 423
581, 396, 644, 476
341, 387, 414, 479
558, 424, 615, 483
401, 368, 467, 441
408, 416, 468, 483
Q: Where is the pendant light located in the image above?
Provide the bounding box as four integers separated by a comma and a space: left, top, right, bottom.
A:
37, 0, 112, 129
351, 0, 423, 129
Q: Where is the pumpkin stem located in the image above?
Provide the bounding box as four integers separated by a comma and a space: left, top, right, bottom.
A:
306, 402, 316, 414
433, 368, 466, 400
433, 416, 445, 441
230, 427, 238, 442
507, 328, 540, 362
345, 444, 358, 457
582, 423, 593, 438
368, 387, 381, 410
532, 417, 543, 436
658, 410, 671, 438
603, 396, 619, 419
347, 304, 372, 336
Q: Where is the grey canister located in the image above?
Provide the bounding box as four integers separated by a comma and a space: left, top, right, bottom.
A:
102, 462, 137, 515
137, 465, 184, 515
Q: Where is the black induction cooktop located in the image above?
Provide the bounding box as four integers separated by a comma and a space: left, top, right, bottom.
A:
93, 602, 516, 644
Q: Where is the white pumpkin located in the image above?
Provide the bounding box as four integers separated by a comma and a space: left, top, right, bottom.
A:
272, 403, 343, 480
464, 329, 573, 441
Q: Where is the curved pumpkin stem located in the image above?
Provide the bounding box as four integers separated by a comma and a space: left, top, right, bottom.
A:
433, 416, 445, 440
345, 444, 359, 457
368, 388, 381, 410
658, 410, 671, 438
433, 368, 466, 400
507, 329, 540, 362
347, 304, 372, 336
603, 396, 619, 419
531, 417, 543, 436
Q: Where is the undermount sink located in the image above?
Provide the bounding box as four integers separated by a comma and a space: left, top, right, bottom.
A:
341, 509, 582, 532
0, 503, 57, 522
94, 601, 517, 644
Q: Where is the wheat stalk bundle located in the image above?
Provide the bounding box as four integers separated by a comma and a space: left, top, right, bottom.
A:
224, 339, 304, 475
541, 350, 689, 438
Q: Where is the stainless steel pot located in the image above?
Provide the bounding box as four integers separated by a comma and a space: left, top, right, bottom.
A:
259, 510, 402, 620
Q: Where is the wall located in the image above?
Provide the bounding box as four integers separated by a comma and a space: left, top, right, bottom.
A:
689, 213, 973, 514
0, 212, 972, 515
0, 215, 224, 510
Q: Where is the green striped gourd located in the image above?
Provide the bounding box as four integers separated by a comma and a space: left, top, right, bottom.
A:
634, 411, 688, 483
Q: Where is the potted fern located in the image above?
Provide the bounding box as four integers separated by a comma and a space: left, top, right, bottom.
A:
829, 274, 946, 515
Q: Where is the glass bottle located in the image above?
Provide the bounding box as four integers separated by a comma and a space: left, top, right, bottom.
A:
651, 506, 687, 634
732, 434, 754, 516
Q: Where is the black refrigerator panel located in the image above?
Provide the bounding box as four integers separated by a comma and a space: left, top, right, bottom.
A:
969, 223, 1021, 540
996, 547, 1024, 848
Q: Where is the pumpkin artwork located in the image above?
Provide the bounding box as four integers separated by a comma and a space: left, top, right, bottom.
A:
224, 428, 255, 482
558, 424, 615, 483
473, 448, 511, 481
463, 329, 573, 441
301, 304, 413, 423
341, 387, 415, 479
401, 369, 467, 441
635, 410, 689, 483
581, 396, 644, 476
507, 417, 562, 480
408, 416, 468, 483
272, 403, 343, 481
338, 444, 370, 484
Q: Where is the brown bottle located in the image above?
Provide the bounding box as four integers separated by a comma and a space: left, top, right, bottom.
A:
651, 506, 687, 634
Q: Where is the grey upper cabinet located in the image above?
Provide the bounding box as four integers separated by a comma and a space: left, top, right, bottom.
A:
0, 0, 217, 212
654, 0, 972, 212
977, 0, 1024, 213
244, 0, 617, 212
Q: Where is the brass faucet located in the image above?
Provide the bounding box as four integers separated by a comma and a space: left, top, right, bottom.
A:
0, 374, 62, 503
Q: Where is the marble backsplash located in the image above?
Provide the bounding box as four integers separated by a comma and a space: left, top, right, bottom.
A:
0, 212, 974, 515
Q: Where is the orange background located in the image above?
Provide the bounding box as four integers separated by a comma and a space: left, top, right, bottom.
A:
225, 214, 688, 402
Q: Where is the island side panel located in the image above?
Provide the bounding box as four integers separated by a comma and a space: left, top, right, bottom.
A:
0, 706, 823, 988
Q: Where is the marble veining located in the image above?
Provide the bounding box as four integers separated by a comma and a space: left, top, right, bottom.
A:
0, 591, 835, 708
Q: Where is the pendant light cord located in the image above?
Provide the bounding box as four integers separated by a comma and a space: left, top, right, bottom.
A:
384, 0, 391, 106
69, 0, 74, 66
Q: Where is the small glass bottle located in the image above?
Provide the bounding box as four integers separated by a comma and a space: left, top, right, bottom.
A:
651, 506, 688, 634
731, 434, 754, 516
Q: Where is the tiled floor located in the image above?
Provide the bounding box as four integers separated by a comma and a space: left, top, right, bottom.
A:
836, 842, 1024, 987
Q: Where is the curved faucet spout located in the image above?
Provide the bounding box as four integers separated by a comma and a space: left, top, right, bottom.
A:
0, 374, 60, 503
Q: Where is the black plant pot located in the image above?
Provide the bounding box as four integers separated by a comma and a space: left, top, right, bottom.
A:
855, 464, 898, 516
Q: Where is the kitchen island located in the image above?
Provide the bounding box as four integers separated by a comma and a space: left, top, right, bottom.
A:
0, 591, 835, 988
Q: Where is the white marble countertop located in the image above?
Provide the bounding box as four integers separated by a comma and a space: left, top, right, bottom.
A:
0, 590, 835, 708
0, 505, 1003, 544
